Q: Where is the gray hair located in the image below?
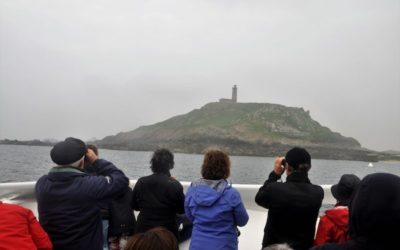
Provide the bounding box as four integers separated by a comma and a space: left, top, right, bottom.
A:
262, 243, 293, 250
70, 156, 85, 167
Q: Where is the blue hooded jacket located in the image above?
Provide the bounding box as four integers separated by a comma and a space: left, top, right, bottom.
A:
185, 179, 249, 250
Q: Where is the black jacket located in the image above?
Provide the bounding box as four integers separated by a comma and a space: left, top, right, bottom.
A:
85, 165, 136, 236
131, 172, 185, 238
108, 186, 136, 236
255, 171, 324, 250
35, 159, 129, 250
311, 173, 400, 250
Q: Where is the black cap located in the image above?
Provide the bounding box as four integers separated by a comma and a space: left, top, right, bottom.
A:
285, 147, 311, 169
331, 174, 361, 205
50, 137, 86, 165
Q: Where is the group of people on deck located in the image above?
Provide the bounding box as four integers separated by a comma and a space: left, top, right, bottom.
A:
0, 137, 399, 250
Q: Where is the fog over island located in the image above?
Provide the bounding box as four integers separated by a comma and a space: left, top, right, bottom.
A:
0, 0, 399, 151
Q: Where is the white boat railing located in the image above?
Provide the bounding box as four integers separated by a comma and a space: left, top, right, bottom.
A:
0, 181, 335, 249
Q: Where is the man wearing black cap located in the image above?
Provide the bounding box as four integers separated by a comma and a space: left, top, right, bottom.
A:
255, 147, 324, 250
35, 137, 129, 250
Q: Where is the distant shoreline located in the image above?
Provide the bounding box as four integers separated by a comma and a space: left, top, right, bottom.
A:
0, 139, 55, 147
2, 139, 400, 163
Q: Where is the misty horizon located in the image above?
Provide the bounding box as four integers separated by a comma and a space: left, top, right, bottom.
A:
1, 0, 399, 151
1, 96, 398, 153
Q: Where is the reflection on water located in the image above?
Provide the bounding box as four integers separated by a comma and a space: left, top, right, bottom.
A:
1, 145, 399, 184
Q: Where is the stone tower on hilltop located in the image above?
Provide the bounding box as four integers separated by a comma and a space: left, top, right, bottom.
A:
232, 85, 237, 102
219, 85, 238, 103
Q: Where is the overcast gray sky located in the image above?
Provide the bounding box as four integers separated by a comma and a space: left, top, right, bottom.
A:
0, 0, 399, 151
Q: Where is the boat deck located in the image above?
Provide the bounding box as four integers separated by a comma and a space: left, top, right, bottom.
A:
0, 181, 335, 249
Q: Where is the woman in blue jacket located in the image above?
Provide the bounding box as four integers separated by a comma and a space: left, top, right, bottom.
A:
185, 149, 249, 250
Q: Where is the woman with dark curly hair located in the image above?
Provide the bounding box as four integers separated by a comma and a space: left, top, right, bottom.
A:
131, 149, 185, 240
185, 149, 249, 250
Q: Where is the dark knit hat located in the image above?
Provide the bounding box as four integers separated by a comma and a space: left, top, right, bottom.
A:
285, 147, 311, 169
331, 174, 361, 205
50, 137, 86, 165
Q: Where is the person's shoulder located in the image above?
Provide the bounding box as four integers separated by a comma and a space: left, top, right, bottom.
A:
168, 177, 183, 189
265, 181, 285, 189
1, 202, 29, 213
136, 174, 171, 185
167, 175, 181, 183
223, 185, 243, 206
326, 206, 349, 217
313, 185, 325, 200
309, 183, 324, 194
225, 184, 239, 193
36, 174, 48, 182
136, 175, 148, 182
312, 183, 324, 190
225, 185, 241, 198
35, 175, 49, 188
136, 174, 158, 185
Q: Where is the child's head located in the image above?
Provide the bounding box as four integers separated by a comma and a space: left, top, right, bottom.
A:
331, 174, 360, 206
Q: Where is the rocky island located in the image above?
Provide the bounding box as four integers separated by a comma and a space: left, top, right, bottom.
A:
96, 101, 395, 162
2, 86, 399, 162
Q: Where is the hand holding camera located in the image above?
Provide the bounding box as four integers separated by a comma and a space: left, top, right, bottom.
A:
85, 148, 98, 165
273, 157, 286, 176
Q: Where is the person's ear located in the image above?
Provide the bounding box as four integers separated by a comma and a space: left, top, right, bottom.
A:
78, 159, 85, 169
286, 165, 293, 175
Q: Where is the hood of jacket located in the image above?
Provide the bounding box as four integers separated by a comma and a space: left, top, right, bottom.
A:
325, 206, 348, 228
349, 173, 400, 247
190, 179, 230, 206
46, 166, 86, 181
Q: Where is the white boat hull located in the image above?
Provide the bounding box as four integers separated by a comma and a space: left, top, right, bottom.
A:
0, 181, 335, 249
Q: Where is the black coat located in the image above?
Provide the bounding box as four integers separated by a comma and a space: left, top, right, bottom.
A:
84, 165, 136, 237
255, 171, 324, 250
131, 172, 185, 238
108, 186, 136, 236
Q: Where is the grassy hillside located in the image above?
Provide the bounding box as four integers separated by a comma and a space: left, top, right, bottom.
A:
97, 102, 373, 160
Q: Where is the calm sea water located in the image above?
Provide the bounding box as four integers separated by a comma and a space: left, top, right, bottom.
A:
1, 144, 399, 184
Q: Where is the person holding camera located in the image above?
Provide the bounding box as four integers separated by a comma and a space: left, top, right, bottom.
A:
35, 137, 129, 250
84, 145, 136, 250
255, 147, 324, 250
